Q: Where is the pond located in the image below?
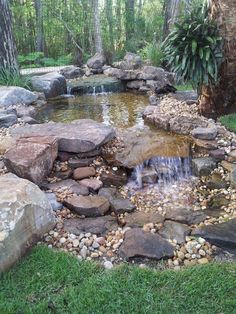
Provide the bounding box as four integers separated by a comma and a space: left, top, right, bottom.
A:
37, 92, 149, 130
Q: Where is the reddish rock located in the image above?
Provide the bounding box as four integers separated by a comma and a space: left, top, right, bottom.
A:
4, 136, 58, 185
209, 149, 225, 161
64, 195, 110, 217
79, 178, 103, 192
100, 169, 127, 187
73, 167, 96, 180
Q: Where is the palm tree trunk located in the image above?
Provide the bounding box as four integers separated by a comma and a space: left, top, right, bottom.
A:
200, 0, 236, 116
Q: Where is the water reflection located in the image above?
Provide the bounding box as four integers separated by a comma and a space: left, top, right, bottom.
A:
38, 92, 149, 129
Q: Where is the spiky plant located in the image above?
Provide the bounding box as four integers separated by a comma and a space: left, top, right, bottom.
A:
162, 3, 223, 91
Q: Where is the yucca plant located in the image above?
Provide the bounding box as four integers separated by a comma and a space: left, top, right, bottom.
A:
162, 3, 223, 92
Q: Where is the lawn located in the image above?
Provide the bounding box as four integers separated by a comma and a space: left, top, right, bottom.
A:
1, 245, 236, 314
220, 113, 236, 133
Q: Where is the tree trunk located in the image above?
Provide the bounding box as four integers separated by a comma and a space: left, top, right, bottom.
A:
163, 0, 181, 40
34, 0, 44, 52
91, 0, 103, 54
0, 0, 19, 74
125, 0, 135, 43
105, 0, 114, 51
199, 0, 236, 116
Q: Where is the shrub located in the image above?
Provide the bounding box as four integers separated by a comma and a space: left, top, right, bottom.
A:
162, 3, 223, 89
140, 43, 164, 66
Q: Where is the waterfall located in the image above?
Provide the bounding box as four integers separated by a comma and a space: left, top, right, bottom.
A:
130, 156, 192, 188
92, 86, 96, 96
67, 85, 72, 95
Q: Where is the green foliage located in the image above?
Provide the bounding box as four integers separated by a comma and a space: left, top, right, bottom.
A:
140, 43, 164, 66
220, 114, 236, 132
162, 4, 223, 89
18, 52, 73, 68
1, 245, 236, 313
0, 69, 32, 89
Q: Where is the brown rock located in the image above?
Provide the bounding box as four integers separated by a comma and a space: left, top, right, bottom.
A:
100, 169, 127, 187
4, 136, 58, 185
73, 167, 96, 180
194, 139, 218, 151
68, 157, 94, 168
64, 195, 110, 217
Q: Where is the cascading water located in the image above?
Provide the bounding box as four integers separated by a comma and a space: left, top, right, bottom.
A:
92, 86, 96, 96
130, 156, 192, 189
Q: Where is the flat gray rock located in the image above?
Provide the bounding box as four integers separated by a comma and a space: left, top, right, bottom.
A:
64, 216, 117, 236
0, 86, 37, 107
192, 218, 236, 253
125, 211, 164, 228
165, 207, 207, 225
191, 126, 218, 140
119, 228, 174, 260
159, 220, 190, 244
46, 179, 89, 196
10, 119, 116, 153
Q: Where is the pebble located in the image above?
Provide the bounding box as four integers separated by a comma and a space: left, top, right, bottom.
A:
198, 258, 209, 265
104, 261, 113, 269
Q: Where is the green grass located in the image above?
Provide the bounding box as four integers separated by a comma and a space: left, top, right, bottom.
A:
1, 246, 236, 314
0, 69, 32, 89
220, 113, 236, 133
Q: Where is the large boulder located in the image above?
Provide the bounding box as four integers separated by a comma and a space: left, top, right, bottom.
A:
31, 72, 67, 99
0, 173, 55, 272
4, 136, 58, 185
0, 86, 37, 107
119, 52, 142, 70
119, 228, 174, 260
138, 66, 167, 81
60, 66, 84, 79
10, 119, 116, 154
87, 53, 106, 72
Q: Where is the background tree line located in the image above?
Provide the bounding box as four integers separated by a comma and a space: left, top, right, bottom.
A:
9, 0, 193, 68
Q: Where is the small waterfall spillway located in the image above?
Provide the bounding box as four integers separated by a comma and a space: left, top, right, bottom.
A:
130, 156, 192, 189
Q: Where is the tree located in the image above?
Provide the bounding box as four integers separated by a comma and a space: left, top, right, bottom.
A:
91, 0, 103, 53
199, 0, 236, 116
125, 0, 135, 44
0, 0, 19, 74
34, 0, 44, 52
163, 0, 181, 40
105, 0, 114, 51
